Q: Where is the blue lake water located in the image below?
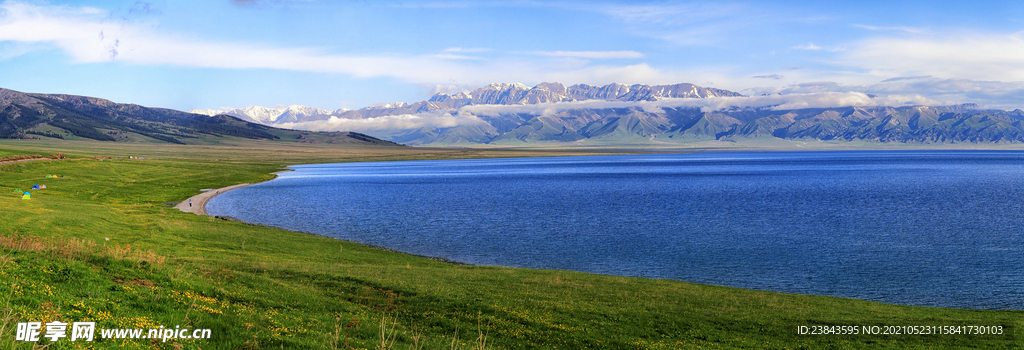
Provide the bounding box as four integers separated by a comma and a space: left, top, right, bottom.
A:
207, 151, 1024, 310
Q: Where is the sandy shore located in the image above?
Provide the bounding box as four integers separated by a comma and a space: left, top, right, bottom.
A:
175, 170, 291, 215
174, 183, 256, 215
172, 169, 470, 265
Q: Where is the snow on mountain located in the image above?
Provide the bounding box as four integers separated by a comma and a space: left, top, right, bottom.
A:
189, 105, 332, 124
189, 109, 227, 116
274, 105, 332, 123
372, 102, 409, 109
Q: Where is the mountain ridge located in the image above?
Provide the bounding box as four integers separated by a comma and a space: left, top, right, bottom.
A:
0, 88, 401, 146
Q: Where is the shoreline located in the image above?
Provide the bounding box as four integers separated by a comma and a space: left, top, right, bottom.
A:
177, 170, 472, 265
174, 170, 292, 215
174, 182, 258, 215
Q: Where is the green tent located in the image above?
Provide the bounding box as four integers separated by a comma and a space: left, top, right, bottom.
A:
46, 175, 53, 178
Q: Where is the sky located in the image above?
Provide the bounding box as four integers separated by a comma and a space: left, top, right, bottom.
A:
2, 0, 1024, 112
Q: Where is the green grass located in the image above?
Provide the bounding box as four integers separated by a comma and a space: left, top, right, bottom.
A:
0, 140, 1021, 349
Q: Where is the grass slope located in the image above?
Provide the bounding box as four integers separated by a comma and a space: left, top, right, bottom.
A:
0, 140, 1021, 349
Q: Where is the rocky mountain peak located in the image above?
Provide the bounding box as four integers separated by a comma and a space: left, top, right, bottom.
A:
0, 88, 33, 105
428, 93, 452, 102
380, 102, 410, 109
532, 82, 567, 94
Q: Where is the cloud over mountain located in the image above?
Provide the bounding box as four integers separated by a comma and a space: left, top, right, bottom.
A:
191, 81, 1016, 146
275, 112, 486, 132
749, 77, 1024, 110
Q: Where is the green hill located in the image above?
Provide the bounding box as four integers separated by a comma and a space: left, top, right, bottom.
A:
0, 88, 400, 146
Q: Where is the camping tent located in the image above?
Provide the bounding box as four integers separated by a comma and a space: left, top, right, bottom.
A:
32, 185, 39, 189
22, 192, 30, 200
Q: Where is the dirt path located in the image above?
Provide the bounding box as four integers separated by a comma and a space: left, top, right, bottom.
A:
174, 183, 255, 216
0, 157, 53, 165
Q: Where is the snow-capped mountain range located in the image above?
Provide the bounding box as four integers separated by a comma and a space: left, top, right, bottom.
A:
190, 82, 743, 124
191, 105, 342, 124
186, 81, 1024, 147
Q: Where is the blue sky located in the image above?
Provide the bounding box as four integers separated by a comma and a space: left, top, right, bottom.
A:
2, 0, 1024, 111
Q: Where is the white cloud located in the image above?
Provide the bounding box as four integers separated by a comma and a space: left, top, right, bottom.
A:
839, 31, 1024, 81
231, 0, 317, 9
443, 47, 491, 53
457, 92, 940, 116
0, 41, 40, 60
598, 3, 744, 27
749, 77, 1024, 109
529, 50, 644, 59
275, 112, 486, 131
0, 1, 677, 88
852, 24, 926, 34
534, 63, 738, 88
0, 2, 114, 61
792, 43, 822, 50
432, 53, 483, 60
593, 2, 775, 46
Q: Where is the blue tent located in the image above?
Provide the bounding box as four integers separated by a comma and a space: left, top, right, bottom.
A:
32, 185, 39, 189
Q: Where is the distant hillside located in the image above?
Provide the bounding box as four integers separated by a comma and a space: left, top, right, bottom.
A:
0, 88, 401, 146
416, 104, 1024, 146
354, 104, 1023, 146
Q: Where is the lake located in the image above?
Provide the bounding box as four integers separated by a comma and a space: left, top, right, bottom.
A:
206, 151, 1024, 310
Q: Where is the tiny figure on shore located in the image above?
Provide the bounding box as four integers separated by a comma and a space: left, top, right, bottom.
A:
189, 199, 192, 207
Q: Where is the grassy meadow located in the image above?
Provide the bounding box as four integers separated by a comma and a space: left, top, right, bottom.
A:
0, 138, 1021, 349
